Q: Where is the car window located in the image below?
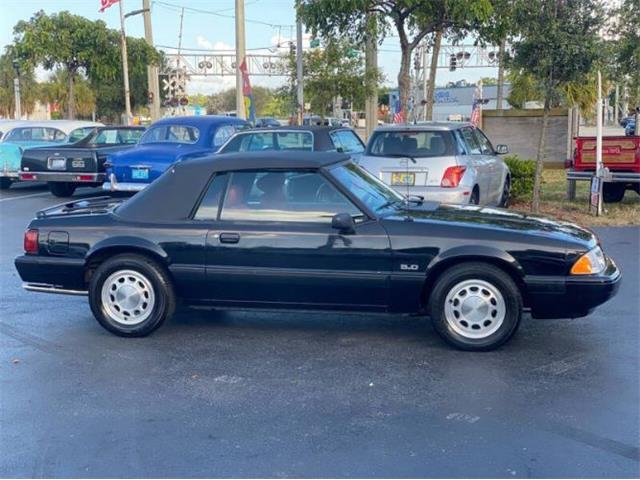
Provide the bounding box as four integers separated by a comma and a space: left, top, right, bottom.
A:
220, 131, 313, 153
5, 127, 67, 143
330, 130, 365, 154
219, 170, 361, 223
275, 131, 313, 150
366, 130, 455, 157
194, 173, 228, 220
68, 127, 95, 143
331, 162, 403, 214
473, 128, 495, 154
213, 125, 237, 148
93, 129, 144, 145
140, 125, 200, 144
461, 128, 482, 155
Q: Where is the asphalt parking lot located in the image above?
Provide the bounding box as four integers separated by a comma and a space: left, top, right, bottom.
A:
1, 183, 639, 478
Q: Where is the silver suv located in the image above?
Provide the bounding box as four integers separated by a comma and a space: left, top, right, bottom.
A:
358, 123, 511, 206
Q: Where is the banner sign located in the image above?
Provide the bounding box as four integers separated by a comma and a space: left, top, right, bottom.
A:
99, 0, 120, 12
239, 59, 256, 124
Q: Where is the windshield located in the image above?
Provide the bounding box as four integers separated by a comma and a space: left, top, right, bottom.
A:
330, 162, 403, 214
139, 125, 200, 144
366, 130, 455, 157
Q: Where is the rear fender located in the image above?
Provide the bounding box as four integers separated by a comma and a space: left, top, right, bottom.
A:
86, 236, 168, 264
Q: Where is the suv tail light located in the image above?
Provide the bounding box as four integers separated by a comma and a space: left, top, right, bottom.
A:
24, 229, 39, 254
441, 166, 467, 188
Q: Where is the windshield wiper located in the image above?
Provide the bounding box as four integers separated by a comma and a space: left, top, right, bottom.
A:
375, 199, 403, 211
404, 194, 424, 205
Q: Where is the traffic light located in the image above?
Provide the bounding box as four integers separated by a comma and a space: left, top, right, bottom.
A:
449, 54, 457, 71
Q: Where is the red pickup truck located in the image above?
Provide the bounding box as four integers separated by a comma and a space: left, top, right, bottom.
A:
568, 136, 640, 202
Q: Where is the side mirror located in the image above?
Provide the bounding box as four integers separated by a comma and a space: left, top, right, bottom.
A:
331, 213, 356, 234
495, 144, 509, 155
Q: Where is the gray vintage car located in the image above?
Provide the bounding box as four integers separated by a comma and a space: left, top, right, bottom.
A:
357, 123, 511, 206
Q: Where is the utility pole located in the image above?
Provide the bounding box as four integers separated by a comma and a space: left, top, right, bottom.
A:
12, 60, 21, 120
421, 43, 427, 121
235, 0, 246, 119
296, 1, 304, 125
119, 0, 132, 125
142, 0, 160, 121
364, 14, 378, 139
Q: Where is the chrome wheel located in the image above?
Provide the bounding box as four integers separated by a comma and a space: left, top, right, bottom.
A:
100, 269, 155, 326
444, 279, 506, 339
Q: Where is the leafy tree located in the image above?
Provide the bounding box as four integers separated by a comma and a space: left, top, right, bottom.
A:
40, 69, 96, 118
509, 0, 604, 212
205, 86, 280, 117
610, 0, 639, 114
13, 10, 114, 119
0, 49, 40, 118
300, 0, 492, 120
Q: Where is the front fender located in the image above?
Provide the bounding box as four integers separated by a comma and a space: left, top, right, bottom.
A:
426, 245, 526, 279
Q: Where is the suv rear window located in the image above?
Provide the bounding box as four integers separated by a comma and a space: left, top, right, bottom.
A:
366, 130, 455, 157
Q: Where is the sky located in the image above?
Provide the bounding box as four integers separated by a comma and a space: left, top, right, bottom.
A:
0, 0, 499, 95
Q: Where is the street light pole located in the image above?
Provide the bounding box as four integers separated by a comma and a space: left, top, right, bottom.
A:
119, 0, 133, 125
235, 0, 246, 119
12, 61, 21, 120
295, 2, 304, 125
142, 0, 160, 121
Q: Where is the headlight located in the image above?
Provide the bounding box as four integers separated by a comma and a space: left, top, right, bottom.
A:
570, 246, 607, 275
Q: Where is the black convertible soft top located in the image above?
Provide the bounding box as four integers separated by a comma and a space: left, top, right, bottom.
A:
115, 151, 350, 222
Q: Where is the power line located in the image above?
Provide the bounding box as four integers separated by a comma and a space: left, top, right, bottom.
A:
153, 0, 293, 28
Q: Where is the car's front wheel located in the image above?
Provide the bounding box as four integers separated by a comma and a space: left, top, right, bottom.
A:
89, 254, 176, 337
428, 262, 522, 350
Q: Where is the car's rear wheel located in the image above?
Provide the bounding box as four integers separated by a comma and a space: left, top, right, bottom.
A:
0, 178, 12, 190
49, 182, 77, 197
89, 254, 175, 337
428, 262, 522, 350
498, 176, 510, 207
602, 183, 625, 203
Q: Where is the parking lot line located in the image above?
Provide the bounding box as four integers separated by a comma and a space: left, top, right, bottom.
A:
0, 192, 51, 202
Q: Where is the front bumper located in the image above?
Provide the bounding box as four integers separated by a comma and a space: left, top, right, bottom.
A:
15, 255, 87, 293
524, 257, 621, 319
103, 173, 147, 192
19, 171, 105, 183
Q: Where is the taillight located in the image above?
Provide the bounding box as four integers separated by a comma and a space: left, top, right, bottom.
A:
24, 229, 39, 254
441, 166, 467, 188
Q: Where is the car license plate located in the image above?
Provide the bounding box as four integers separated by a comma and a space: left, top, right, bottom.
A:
131, 168, 149, 180
48, 157, 66, 170
391, 172, 415, 186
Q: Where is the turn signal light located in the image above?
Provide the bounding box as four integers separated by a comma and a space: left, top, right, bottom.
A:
24, 229, 39, 254
441, 166, 467, 188
570, 246, 606, 275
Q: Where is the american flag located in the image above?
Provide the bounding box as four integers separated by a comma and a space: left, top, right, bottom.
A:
470, 83, 482, 127
99, 0, 120, 12
393, 99, 404, 124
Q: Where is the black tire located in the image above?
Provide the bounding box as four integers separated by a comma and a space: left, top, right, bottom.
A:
498, 176, 510, 208
469, 186, 480, 205
602, 183, 625, 203
0, 177, 12, 190
88, 254, 176, 337
428, 262, 522, 351
49, 182, 77, 197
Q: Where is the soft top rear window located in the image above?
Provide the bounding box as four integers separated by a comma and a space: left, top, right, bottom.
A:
366, 130, 456, 157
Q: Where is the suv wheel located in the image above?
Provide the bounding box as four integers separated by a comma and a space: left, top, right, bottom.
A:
469, 187, 480, 205
89, 254, 176, 337
498, 177, 510, 207
0, 178, 12, 190
49, 182, 77, 197
428, 262, 522, 350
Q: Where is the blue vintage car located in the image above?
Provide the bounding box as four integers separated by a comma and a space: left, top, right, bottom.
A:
104, 116, 249, 192
0, 120, 102, 189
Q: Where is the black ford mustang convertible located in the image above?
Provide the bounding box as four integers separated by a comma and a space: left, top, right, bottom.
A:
15, 152, 621, 350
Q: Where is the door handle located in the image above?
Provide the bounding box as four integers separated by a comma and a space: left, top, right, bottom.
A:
219, 232, 240, 244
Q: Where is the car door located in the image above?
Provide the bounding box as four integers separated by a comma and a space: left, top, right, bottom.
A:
194, 169, 392, 310
473, 128, 502, 203
460, 127, 490, 203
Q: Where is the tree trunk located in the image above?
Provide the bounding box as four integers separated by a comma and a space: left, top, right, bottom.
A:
496, 40, 506, 112
67, 69, 76, 120
397, 47, 412, 123
532, 97, 551, 212
425, 29, 442, 121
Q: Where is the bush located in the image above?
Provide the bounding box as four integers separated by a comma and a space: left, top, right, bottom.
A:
504, 155, 536, 202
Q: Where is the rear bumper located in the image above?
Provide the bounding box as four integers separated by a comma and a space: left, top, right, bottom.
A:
399, 185, 472, 204
19, 171, 105, 183
567, 170, 640, 183
524, 258, 621, 319
103, 173, 147, 192
15, 255, 86, 292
